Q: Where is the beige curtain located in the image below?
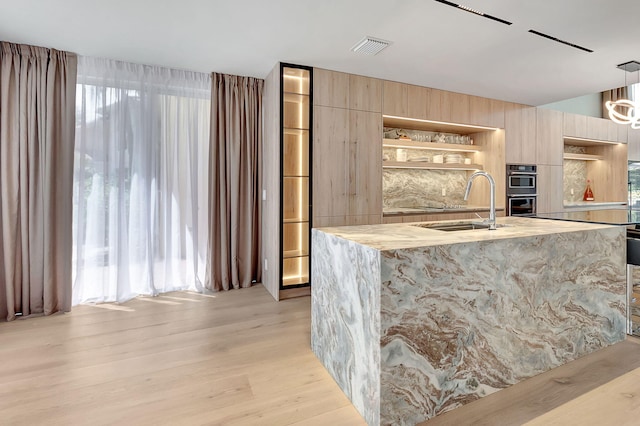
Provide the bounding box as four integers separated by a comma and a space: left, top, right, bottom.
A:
602, 87, 629, 118
0, 42, 77, 321
206, 73, 263, 291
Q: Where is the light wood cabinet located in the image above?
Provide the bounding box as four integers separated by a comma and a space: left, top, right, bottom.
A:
429, 88, 452, 122
313, 106, 383, 227
313, 68, 349, 108
563, 136, 628, 204
450, 91, 470, 124
312, 106, 349, 221
505, 103, 537, 164
563, 113, 623, 142
407, 85, 431, 120
349, 110, 382, 218
470, 91, 508, 127
349, 75, 382, 112
262, 64, 281, 301
262, 63, 313, 301
585, 142, 628, 203
561, 112, 629, 205
629, 128, 640, 161
383, 80, 409, 116
536, 109, 563, 166
386, 82, 506, 128
537, 165, 564, 213
586, 116, 609, 141
563, 112, 588, 139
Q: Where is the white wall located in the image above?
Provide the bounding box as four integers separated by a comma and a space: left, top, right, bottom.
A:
539, 92, 602, 118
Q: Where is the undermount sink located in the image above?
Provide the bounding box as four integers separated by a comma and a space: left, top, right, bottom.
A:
412, 222, 509, 232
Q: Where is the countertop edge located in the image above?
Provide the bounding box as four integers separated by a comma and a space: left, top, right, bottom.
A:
313, 217, 624, 252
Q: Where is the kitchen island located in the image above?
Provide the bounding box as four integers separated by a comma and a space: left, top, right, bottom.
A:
311, 217, 626, 425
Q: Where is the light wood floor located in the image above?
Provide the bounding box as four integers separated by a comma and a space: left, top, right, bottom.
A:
1, 284, 640, 426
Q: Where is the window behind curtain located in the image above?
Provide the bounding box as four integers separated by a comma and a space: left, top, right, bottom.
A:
72, 57, 211, 304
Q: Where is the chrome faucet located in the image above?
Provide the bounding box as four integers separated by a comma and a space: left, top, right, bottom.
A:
464, 171, 496, 230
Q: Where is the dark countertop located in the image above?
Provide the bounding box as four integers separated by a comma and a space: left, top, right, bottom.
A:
535, 208, 640, 226
563, 201, 627, 210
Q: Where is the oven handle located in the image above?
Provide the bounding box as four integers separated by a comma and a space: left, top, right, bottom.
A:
507, 194, 538, 198
508, 171, 537, 176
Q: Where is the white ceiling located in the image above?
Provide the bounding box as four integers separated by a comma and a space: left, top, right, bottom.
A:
1, 0, 639, 106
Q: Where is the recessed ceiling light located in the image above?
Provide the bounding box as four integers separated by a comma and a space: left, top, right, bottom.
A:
433, 0, 512, 25
351, 36, 392, 56
528, 30, 593, 53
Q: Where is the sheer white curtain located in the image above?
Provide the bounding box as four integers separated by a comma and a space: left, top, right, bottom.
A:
72, 57, 211, 304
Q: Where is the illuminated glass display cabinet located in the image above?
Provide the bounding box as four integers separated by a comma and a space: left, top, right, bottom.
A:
280, 64, 312, 289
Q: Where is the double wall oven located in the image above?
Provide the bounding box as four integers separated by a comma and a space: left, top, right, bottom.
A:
506, 164, 537, 216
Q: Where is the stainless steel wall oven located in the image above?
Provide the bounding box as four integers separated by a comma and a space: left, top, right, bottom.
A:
506, 164, 537, 216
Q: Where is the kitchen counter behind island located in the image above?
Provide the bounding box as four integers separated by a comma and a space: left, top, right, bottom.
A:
311, 217, 626, 425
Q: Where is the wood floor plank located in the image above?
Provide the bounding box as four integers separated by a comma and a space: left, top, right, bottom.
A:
2, 284, 640, 425
422, 339, 640, 425
524, 367, 640, 425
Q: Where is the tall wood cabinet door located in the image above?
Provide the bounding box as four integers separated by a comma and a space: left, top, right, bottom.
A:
536, 108, 563, 166
629, 129, 640, 162
348, 110, 382, 218
349, 75, 382, 112
537, 165, 564, 213
313, 68, 349, 108
383, 80, 408, 117
505, 104, 537, 164
313, 106, 349, 220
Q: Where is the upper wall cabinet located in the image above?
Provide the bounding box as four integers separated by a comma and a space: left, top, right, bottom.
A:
313, 68, 382, 113
383, 80, 409, 117
563, 112, 627, 143
313, 68, 349, 108
504, 103, 537, 165
384, 80, 506, 128
407, 85, 430, 120
470, 96, 505, 129
349, 74, 382, 113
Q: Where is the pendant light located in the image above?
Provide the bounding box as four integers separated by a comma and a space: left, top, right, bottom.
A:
605, 61, 640, 128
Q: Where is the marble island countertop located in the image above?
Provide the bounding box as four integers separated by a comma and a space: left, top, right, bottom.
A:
383, 204, 505, 216
316, 216, 620, 251
312, 215, 627, 424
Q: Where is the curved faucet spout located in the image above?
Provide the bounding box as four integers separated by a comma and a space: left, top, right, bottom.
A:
464, 171, 496, 230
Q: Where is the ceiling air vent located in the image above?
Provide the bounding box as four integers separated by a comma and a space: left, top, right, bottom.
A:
351, 36, 391, 56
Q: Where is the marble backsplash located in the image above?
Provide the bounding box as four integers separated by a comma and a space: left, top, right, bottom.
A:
383, 147, 472, 208
383, 170, 468, 208
563, 145, 588, 203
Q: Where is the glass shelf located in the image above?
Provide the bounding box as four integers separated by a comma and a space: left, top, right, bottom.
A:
282, 256, 309, 287
383, 138, 481, 152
